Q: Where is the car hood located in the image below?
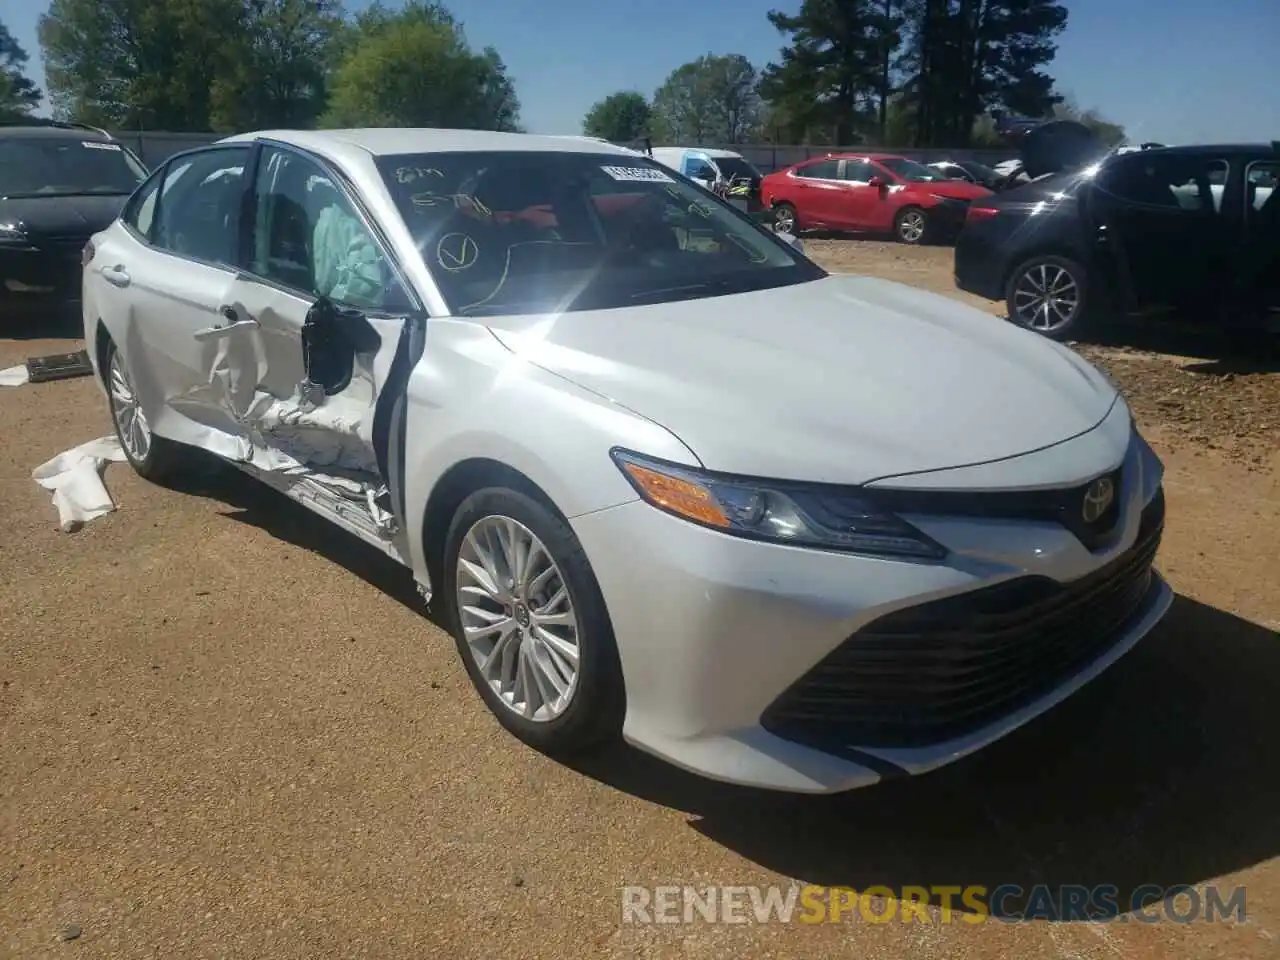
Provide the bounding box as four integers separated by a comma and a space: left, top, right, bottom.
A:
0, 195, 128, 239
481, 275, 1118, 485
916, 179, 992, 200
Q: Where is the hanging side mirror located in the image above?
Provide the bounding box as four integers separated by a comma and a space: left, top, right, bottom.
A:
301, 296, 380, 396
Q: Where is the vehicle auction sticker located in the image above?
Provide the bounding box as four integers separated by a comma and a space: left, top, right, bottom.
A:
600, 165, 674, 183
82, 141, 122, 150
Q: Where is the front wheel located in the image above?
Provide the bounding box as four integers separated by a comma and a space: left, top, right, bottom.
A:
1004, 254, 1091, 341
894, 206, 929, 244
443, 487, 625, 755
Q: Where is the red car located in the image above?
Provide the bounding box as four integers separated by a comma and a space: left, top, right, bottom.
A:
760, 153, 995, 244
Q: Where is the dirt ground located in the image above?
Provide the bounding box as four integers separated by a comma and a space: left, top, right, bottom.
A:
2, 241, 1278, 959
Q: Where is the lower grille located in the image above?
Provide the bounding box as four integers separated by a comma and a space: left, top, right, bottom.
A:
762, 489, 1165, 752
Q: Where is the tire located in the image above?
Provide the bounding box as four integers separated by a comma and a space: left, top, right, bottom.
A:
772, 201, 799, 235
1004, 254, 1091, 341
442, 486, 625, 755
894, 206, 929, 244
103, 338, 185, 482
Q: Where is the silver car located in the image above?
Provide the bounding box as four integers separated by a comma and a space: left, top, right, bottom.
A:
82, 129, 1171, 793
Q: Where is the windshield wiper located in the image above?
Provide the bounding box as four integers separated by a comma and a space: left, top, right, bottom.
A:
628, 282, 716, 304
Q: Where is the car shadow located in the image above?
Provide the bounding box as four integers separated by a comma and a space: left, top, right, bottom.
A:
164, 456, 432, 621
2, 309, 85, 341
569, 596, 1280, 919
1073, 323, 1280, 371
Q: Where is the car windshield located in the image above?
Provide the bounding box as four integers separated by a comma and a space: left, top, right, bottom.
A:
715, 156, 763, 182
878, 157, 946, 182
0, 137, 147, 198
377, 150, 824, 317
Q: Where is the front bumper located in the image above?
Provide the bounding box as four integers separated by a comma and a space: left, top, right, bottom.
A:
0, 243, 87, 319
572, 422, 1169, 793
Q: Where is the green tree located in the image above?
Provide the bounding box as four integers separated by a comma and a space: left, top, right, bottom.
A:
650, 54, 762, 144
582, 91, 650, 142
761, 1, 886, 146
322, 1, 520, 130
39, 0, 246, 130
210, 0, 345, 131
1052, 96, 1126, 147
0, 20, 42, 120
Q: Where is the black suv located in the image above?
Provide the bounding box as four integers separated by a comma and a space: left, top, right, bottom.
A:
1, 120, 148, 321
954, 120, 1279, 341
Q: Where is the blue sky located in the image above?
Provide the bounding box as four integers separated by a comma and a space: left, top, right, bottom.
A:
4, 0, 1277, 143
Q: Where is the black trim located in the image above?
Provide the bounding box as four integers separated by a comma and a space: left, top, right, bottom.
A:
371, 314, 428, 524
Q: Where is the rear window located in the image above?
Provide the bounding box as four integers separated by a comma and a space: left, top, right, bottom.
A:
0, 137, 147, 199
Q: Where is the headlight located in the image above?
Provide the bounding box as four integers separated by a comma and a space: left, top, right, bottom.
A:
611, 449, 947, 560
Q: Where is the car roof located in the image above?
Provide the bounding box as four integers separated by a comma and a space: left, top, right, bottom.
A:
218, 128, 643, 163
0, 123, 115, 141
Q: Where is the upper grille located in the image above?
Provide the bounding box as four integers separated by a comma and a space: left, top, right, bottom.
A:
762, 488, 1165, 753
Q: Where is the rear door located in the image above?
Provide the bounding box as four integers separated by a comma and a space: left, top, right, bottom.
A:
1086, 152, 1232, 317
788, 158, 844, 228
88, 143, 254, 458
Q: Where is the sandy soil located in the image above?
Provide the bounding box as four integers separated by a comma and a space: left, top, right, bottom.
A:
2, 242, 1277, 959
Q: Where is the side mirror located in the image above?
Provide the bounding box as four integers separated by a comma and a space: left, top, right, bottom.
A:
868, 176, 886, 189
301, 296, 380, 396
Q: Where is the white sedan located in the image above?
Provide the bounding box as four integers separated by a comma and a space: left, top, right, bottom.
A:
82, 129, 1172, 793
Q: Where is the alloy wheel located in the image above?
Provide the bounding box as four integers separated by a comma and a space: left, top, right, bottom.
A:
1013, 262, 1080, 332
897, 210, 926, 243
455, 515, 581, 722
774, 206, 796, 233
109, 351, 152, 463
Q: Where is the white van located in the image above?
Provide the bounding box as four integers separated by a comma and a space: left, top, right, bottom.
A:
648, 147, 763, 195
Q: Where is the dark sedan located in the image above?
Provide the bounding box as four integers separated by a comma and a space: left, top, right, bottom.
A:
1, 121, 148, 322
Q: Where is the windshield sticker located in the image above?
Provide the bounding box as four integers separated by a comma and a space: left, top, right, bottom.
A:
82, 141, 122, 151
601, 165, 674, 183
436, 233, 480, 272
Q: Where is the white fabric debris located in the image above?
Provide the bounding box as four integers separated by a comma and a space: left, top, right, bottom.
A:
31, 436, 127, 532
0, 364, 30, 386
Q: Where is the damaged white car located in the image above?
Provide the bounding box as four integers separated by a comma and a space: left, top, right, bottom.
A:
84, 129, 1171, 793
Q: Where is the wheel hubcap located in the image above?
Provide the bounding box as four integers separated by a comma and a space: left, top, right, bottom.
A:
899, 212, 925, 242
455, 515, 580, 722
775, 208, 795, 232
108, 352, 151, 463
1014, 263, 1080, 331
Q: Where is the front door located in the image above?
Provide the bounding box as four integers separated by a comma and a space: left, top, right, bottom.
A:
838, 159, 890, 230
1087, 152, 1231, 317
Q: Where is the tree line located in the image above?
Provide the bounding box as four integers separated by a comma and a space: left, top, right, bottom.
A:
0, 0, 1125, 148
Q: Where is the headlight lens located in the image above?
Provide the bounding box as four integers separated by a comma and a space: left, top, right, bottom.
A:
611, 449, 947, 560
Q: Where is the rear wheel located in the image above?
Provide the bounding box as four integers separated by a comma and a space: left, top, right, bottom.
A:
772, 202, 799, 234
1005, 254, 1090, 341
894, 206, 929, 244
104, 338, 185, 481
443, 487, 625, 755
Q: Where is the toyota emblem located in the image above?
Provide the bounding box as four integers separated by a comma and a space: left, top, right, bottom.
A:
1081, 477, 1115, 524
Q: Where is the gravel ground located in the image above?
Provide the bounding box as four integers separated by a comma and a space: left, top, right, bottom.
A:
2, 242, 1278, 959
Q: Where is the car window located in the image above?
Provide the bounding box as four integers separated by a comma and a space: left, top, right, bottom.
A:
842, 160, 877, 183
1097, 154, 1228, 213
685, 159, 718, 181
250, 146, 407, 312
377, 150, 824, 317
152, 147, 249, 264
1245, 161, 1278, 215
123, 169, 164, 239
795, 159, 839, 180
0, 136, 147, 199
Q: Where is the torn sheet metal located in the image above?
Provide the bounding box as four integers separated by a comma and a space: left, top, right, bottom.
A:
0, 364, 29, 386
32, 435, 126, 532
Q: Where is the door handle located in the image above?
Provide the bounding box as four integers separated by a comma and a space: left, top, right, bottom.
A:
102, 264, 131, 287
